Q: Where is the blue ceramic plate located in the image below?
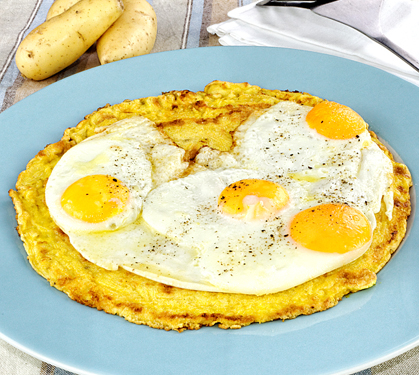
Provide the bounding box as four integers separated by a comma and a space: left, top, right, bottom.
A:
0, 46, 417, 375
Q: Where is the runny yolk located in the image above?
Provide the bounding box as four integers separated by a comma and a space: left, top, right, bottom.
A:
306, 101, 366, 140
218, 179, 289, 221
290, 203, 372, 254
61, 174, 130, 223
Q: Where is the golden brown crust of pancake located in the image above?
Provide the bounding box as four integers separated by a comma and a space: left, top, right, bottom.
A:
9, 81, 412, 331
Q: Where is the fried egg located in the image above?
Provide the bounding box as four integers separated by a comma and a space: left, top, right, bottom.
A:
45, 116, 188, 234
44, 100, 394, 295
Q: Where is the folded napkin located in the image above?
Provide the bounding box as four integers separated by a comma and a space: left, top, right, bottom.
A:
208, 1, 419, 86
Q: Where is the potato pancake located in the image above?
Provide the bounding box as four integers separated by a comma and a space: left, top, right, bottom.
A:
9, 81, 412, 331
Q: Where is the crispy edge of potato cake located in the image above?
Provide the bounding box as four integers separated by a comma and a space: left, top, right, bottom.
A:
9, 81, 412, 331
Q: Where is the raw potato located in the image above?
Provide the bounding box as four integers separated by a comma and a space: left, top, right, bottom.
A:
16, 0, 124, 80
46, 0, 81, 20
96, 0, 157, 64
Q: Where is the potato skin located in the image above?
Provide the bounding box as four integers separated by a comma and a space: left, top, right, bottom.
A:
16, 0, 124, 80
96, 0, 157, 65
46, 0, 81, 20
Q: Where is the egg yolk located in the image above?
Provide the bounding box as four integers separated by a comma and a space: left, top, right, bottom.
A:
290, 203, 372, 254
218, 179, 289, 220
306, 101, 366, 140
61, 174, 130, 223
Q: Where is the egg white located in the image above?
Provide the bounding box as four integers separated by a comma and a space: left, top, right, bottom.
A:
46, 102, 394, 295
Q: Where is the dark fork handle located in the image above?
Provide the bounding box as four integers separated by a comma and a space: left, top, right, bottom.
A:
256, 0, 337, 8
